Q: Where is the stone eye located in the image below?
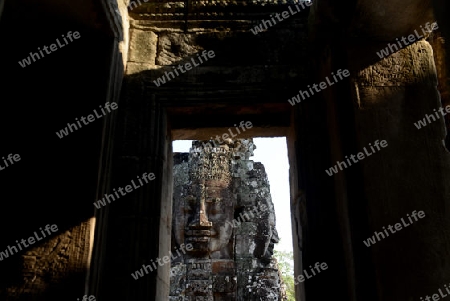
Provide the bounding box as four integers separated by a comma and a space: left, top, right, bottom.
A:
206, 198, 221, 203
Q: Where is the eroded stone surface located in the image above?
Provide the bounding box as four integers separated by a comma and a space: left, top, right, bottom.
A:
128, 29, 158, 63
3, 222, 91, 299
170, 139, 285, 300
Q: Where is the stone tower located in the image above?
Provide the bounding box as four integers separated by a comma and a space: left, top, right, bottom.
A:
170, 139, 285, 300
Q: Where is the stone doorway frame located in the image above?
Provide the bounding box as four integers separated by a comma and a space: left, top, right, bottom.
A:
169, 106, 304, 300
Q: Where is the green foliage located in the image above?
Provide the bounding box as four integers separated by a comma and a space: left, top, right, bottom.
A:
274, 250, 296, 301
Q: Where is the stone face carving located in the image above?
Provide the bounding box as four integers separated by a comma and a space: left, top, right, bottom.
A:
171, 139, 285, 300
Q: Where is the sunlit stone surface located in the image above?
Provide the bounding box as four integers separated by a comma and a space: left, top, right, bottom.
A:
170, 139, 285, 300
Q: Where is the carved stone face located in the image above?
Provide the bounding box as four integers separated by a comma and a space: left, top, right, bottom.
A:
171, 139, 284, 301
182, 179, 234, 258
173, 149, 234, 259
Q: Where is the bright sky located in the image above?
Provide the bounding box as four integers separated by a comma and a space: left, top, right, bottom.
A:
172, 137, 293, 253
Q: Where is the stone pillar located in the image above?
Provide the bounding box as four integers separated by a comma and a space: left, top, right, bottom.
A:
347, 39, 450, 301
301, 1, 450, 300
95, 81, 173, 300
0, 0, 4, 23
87, 37, 125, 298
290, 75, 352, 300
431, 0, 450, 147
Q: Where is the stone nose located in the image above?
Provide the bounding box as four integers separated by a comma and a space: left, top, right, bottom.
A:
188, 197, 212, 229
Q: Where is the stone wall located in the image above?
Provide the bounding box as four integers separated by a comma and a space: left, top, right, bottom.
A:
125, 0, 309, 94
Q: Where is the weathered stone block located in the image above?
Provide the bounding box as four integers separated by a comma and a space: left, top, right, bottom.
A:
235, 258, 261, 272
213, 292, 237, 301
186, 280, 213, 294
128, 29, 158, 64
237, 192, 257, 206
156, 33, 201, 65
211, 259, 234, 273
235, 222, 258, 236
170, 264, 187, 295
194, 296, 213, 301
235, 235, 257, 257
213, 274, 237, 292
